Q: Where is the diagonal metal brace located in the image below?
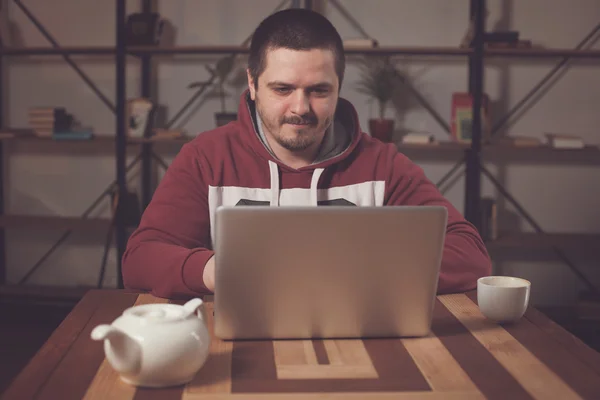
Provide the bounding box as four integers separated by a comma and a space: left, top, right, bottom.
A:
328, 0, 376, 42
392, 67, 452, 134
13, 0, 116, 113
436, 155, 466, 191
479, 163, 599, 295
165, 0, 291, 129
151, 151, 170, 170
491, 23, 600, 136
18, 152, 143, 284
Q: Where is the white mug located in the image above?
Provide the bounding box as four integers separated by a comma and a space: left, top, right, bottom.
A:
477, 276, 531, 324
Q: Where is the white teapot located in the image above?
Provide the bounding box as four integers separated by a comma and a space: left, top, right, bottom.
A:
90, 298, 211, 388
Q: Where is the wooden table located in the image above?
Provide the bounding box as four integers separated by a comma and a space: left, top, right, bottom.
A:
4, 289, 600, 399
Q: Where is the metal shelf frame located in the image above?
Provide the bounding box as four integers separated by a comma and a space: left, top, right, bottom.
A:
463, 1, 600, 294
0, 0, 598, 295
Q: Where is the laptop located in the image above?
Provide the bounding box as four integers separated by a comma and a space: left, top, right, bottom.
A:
213, 205, 447, 340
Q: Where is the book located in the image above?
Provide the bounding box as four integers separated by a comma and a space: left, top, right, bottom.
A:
343, 38, 378, 48
545, 133, 585, 149
496, 135, 542, 147
401, 132, 438, 145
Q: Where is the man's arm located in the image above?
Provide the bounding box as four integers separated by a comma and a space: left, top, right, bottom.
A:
122, 143, 215, 299
385, 148, 492, 293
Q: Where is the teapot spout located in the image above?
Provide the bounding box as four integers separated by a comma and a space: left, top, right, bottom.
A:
91, 324, 141, 376
91, 324, 123, 341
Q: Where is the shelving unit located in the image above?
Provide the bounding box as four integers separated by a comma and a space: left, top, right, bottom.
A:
0, 0, 598, 298
0, 215, 111, 231
4, 45, 599, 58
463, 0, 600, 297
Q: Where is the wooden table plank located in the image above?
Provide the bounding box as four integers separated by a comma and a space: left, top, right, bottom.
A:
33, 291, 139, 400
227, 332, 432, 393
466, 290, 600, 377
2, 290, 112, 399
311, 339, 330, 364
82, 359, 136, 400
183, 300, 233, 397
402, 333, 479, 392
274, 340, 317, 366
464, 291, 600, 399
274, 339, 379, 380
526, 306, 600, 375
440, 294, 582, 400
181, 392, 485, 400
431, 297, 533, 400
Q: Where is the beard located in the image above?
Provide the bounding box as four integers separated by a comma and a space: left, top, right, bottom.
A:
255, 97, 332, 153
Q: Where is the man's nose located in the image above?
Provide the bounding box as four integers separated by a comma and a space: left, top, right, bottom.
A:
290, 90, 310, 115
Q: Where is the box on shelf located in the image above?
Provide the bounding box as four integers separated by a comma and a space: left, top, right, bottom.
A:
451, 92, 491, 143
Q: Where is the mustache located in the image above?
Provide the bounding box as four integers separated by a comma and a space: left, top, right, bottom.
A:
281, 114, 318, 125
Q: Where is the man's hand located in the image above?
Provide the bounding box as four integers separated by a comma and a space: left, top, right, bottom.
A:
203, 256, 216, 292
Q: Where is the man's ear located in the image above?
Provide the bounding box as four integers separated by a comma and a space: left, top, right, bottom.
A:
247, 69, 256, 100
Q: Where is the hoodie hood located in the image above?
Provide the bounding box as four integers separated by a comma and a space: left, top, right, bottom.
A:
236, 90, 364, 206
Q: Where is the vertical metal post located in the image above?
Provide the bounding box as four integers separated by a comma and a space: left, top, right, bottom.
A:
0, 0, 5, 285
464, 0, 485, 232
141, 0, 153, 210
116, 0, 127, 289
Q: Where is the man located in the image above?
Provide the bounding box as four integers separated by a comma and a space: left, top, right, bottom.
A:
122, 8, 491, 299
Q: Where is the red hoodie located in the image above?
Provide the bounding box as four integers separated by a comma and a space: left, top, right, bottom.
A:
122, 92, 491, 299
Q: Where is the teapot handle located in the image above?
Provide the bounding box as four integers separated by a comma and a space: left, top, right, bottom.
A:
182, 298, 204, 318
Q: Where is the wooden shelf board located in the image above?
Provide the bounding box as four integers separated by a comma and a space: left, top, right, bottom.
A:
395, 142, 466, 160
125, 45, 472, 57
2, 132, 598, 163
0, 130, 191, 146
485, 48, 600, 59
344, 46, 471, 56
397, 141, 466, 151
482, 144, 600, 165
0, 284, 93, 302
396, 141, 600, 163
1, 46, 116, 56
127, 45, 250, 55
0, 215, 112, 230
127, 136, 190, 144
3, 46, 598, 59
486, 233, 600, 254
1, 133, 114, 143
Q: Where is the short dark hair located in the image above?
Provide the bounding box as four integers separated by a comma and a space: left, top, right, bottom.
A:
248, 8, 345, 90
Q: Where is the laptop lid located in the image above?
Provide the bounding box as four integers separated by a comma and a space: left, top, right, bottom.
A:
213, 205, 447, 340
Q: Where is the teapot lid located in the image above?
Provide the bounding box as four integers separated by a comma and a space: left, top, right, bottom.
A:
122, 303, 192, 323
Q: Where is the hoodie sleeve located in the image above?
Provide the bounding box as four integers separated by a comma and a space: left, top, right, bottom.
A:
384, 147, 492, 293
122, 142, 214, 299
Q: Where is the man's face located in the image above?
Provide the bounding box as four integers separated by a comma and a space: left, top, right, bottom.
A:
248, 48, 339, 155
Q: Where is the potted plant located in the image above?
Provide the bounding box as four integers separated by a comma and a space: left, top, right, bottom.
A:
356, 55, 398, 142
189, 55, 245, 127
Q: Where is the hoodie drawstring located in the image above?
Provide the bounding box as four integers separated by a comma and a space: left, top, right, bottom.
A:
268, 160, 324, 206
269, 160, 280, 206
310, 168, 324, 206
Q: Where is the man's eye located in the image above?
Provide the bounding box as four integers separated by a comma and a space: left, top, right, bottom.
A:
312, 88, 329, 96
274, 87, 291, 94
